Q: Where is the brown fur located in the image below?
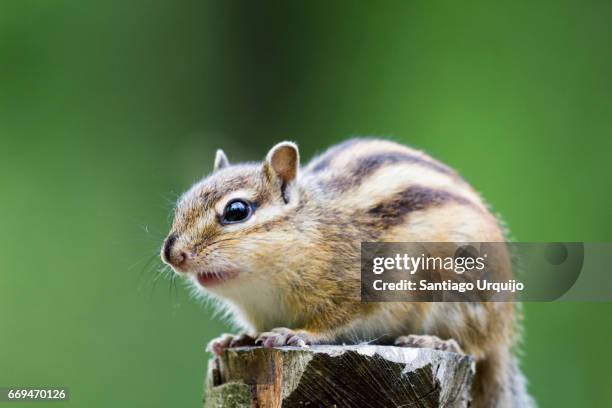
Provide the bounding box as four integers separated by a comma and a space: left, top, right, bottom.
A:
162, 138, 532, 408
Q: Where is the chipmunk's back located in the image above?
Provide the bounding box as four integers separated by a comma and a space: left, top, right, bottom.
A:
300, 138, 503, 243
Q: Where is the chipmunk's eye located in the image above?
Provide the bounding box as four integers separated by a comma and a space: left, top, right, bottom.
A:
222, 199, 253, 224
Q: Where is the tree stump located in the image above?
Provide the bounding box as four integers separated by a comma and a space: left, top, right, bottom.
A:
204, 345, 475, 408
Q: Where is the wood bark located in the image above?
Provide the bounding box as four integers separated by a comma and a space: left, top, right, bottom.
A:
205, 345, 474, 408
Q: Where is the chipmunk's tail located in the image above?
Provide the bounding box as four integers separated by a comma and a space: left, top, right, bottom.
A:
473, 351, 535, 408
508, 356, 536, 408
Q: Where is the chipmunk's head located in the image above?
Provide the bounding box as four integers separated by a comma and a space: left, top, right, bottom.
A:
161, 142, 300, 297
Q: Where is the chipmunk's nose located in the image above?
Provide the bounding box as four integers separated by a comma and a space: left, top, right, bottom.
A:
161, 234, 188, 269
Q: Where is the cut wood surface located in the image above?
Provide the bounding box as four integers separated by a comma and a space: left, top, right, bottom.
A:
205, 345, 475, 408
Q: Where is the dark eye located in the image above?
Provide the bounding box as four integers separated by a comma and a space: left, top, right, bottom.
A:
222, 199, 253, 224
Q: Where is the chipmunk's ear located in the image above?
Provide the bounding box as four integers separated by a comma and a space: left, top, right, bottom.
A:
213, 149, 230, 172
264, 142, 299, 202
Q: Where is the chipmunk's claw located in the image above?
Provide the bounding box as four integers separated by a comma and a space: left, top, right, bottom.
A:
255, 328, 314, 348
207, 329, 316, 355
206, 333, 256, 356
394, 334, 464, 354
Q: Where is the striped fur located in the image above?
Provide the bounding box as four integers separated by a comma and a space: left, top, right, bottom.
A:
162, 138, 531, 408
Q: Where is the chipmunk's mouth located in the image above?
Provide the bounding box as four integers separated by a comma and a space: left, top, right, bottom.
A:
195, 270, 238, 287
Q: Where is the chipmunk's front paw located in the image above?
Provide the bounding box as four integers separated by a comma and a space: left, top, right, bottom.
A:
255, 328, 316, 348
206, 333, 256, 356
394, 334, 464, 354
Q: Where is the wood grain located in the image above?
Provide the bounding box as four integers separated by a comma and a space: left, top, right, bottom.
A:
205, 345, 474, 408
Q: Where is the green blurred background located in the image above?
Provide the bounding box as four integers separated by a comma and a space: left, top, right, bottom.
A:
1, 1, 611, 406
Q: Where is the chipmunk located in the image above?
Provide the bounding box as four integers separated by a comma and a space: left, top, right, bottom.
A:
161, 138, 534, 407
